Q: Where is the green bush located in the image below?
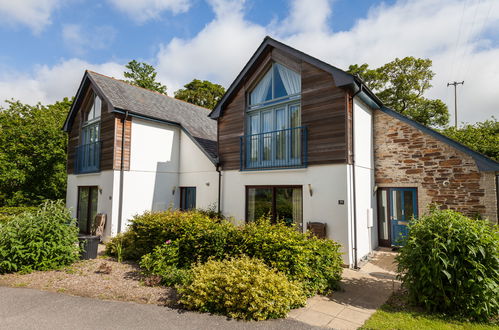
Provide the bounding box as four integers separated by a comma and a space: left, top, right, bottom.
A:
139, 240, 192, 286
105, 210, 230, 261
239, 219, 343, 295
0, 201, 80, 274
0, 206, 38, 223
178, 256, 307, 320
396, 208, 499, 321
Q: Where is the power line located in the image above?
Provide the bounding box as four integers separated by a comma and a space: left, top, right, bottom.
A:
447, 81, 464, 128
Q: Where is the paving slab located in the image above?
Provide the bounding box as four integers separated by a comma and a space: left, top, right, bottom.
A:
288, 249, 399, 330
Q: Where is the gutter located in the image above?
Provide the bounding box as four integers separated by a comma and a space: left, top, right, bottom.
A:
216, 163, 222, 215
117, 110, 129, 234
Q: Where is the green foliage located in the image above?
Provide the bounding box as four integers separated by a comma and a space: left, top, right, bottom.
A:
0, 200, 80, 274
178, 256, 307, 320
108, 211, 343, 295
348, 57, 449, 127
139, 241, 192, 286
124, 60, 167, 94
396, 208, 499, 321
174, 79, 225, 110
239, 218, 343, 295
0, 99, 71, 206
0, 206, 38, 223
441, 118, 499, 161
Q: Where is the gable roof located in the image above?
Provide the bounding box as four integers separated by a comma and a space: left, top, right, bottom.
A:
209, 36, 362, 119
380, 106, 499, 172
63, 71, 218, 162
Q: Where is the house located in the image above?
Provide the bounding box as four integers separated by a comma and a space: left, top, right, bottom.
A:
209, 37, 499, 267
64, 37, 499, 268
63, 71, 219, 238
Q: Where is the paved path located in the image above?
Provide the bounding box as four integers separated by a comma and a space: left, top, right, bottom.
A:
0, 286, 320, 330
288, 250, 400, 329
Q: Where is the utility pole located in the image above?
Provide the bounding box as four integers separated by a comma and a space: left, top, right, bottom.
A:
447, 81, 464, 128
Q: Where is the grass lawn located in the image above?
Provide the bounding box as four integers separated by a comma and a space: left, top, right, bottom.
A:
362, 290, 498, 330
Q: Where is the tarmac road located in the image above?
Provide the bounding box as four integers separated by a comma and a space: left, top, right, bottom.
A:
0, 287, 322, 330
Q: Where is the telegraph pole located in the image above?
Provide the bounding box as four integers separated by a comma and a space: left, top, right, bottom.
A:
447, 81, 464, 128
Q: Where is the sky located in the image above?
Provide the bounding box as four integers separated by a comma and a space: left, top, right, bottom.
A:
0, 0, 498, 125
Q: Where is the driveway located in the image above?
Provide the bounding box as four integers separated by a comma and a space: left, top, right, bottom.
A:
0, 286, 320, 330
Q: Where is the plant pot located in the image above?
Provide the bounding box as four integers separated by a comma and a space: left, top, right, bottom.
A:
78, 235, 100, 260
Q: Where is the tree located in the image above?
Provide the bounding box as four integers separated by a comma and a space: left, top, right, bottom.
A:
0, 98, 71, 206
441, 118, 499, 161
174, 79, 226, 110
124, 60, 167, 94
348, 57, 449, 127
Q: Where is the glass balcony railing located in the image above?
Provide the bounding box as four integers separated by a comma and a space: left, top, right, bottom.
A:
240, 126, 307, 170
75, 141, 101, 174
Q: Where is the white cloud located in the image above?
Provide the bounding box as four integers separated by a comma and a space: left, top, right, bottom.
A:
0, 0, 62, 33
107, 0, 191, 23
155, 0, 499, 124
0, 59, 124, 106
62, 24, 117, 55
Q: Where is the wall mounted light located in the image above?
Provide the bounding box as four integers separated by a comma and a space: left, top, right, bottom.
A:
206, 182, 210, 186
308, 184, 313, 197
172, 186, 176, 195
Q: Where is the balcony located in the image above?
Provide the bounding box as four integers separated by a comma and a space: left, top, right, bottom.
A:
240, 126, 307, 171
75, 141, 101, 174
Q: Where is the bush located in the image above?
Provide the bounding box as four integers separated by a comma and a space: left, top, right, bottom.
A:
239, 219, 343, 295
178, 256, 306, 320
396, 208, 499, 321
0, 201, 80, 274
105, 210, 232, 261
139, 240, 192, 286
0, 206, 38, 223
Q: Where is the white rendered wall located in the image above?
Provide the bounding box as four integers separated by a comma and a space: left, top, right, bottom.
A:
66, 170, 116, 238
221, 165, 351, 264
119, 118, 180, 230
178, 130, 218, 210
351, 99, 377, 265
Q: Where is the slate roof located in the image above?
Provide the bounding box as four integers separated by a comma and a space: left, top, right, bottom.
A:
65, 71, 218, 161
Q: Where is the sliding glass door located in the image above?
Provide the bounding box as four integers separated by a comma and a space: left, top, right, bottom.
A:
77, 186, 98, 235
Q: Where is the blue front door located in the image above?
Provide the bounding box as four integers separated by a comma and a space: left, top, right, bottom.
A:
389, 188, 418, 246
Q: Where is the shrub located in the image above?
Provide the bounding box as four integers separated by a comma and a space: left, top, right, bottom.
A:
0, 206, 38, 223
105, 210, 231, 261
239, 219, 343, 295
0, 201, 80, 274
178, 256, 306, 320
396, 208, 499, 321
139, 240, 192, 286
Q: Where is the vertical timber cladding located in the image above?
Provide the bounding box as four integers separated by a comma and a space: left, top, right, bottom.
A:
218, 47, 349, 170
113, 114, 132, 171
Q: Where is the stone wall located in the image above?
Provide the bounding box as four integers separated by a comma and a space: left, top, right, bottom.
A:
374, 111, 498, 223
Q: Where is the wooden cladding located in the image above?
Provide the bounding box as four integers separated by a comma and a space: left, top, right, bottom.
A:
67, 85, 131, 174
301, 62, 347, 165
218, 48, 348, 170
113, 115, 132, 171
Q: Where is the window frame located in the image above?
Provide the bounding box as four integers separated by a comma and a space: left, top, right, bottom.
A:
180, 186, 197, 211
245, 185, 303, 227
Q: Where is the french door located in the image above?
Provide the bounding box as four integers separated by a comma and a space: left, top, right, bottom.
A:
77, 186, 98, 235
377, 188, 418, 247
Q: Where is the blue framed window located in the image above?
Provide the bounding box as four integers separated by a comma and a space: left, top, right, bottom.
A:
242, 63, 305, 170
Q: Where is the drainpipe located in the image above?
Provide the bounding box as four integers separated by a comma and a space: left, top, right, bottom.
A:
350, 82, 362, 269
117, 110, 129, 234
216, 163, 222, 215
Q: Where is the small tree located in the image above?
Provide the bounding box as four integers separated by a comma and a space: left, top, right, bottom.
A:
441, 118, 498, 161
124, 60, 167, 94
348, 57, 449, 127
174, 79, 225, 110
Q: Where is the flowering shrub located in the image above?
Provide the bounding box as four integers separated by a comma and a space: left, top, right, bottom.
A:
179, 256, 306, 320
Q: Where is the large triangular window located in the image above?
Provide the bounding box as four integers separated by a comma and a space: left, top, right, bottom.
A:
249, 63, 300, 107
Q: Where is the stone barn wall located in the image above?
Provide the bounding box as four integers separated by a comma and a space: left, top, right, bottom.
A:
374, 111, 498, 223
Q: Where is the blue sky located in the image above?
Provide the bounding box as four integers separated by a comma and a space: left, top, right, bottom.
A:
0, 0, 497, 124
